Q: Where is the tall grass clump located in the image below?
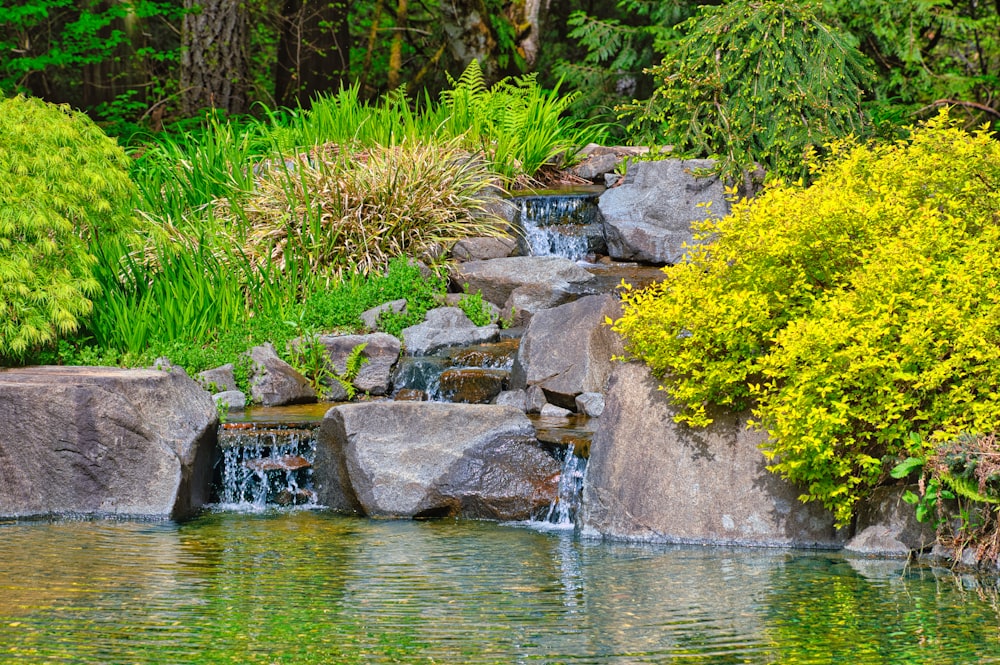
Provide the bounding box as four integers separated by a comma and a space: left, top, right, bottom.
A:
223, 140, 508, 276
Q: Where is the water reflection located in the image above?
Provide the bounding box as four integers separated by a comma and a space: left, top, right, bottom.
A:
1, 512, 999, 664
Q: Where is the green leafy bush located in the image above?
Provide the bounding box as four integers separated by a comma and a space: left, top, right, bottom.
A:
0, 95, 138, 362
622, 0, 871, 189
613, 111, 1000, 525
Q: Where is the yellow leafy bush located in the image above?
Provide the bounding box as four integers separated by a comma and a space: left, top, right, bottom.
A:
613, 111, 1000, 525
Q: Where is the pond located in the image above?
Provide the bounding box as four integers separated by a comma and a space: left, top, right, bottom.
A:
2, 510, 999, 664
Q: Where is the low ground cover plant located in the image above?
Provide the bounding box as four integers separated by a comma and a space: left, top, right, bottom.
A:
613, 111, 1000, 526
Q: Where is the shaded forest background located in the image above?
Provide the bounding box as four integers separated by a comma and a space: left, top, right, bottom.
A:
4, 0, 1000, 140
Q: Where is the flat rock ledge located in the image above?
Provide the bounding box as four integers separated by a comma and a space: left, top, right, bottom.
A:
580, 362, 844, 548
313, 401, 560, 520
0, 366, 218, 520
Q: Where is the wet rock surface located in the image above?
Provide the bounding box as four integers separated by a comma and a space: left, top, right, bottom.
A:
0, 366, 217, 519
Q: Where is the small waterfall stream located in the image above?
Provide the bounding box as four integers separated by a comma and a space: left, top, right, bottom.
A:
513, 190, 605, 261
535, 448, 587, 530
214, 424, 319, 510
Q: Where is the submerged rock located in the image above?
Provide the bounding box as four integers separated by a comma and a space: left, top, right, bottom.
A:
314, 402, 559, 520
599, 159, 730, 265
0, 366, 217, 519
581, 362, 843, 548
511, 294, 624, 410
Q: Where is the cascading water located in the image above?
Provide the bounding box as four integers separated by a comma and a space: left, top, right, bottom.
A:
513, 191, 606, 261
391, 340, 519, 403
534, 447, 587, 531
214, 424, 318, 510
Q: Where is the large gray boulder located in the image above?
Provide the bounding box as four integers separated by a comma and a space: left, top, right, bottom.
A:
314, 402, 560, 520
311, 332, 401, 396
510, 294, 624, 410
0, 366, 217, 519
581, 362, 843, 547
451, 256, 596, 324
401, 307, 499, 356
247, 342, 317, 407
599, 159, 730, 264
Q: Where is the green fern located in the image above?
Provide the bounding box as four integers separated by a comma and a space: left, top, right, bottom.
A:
333, 342, 370, 400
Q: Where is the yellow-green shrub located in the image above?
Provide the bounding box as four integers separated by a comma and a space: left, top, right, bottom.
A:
0, 96, 137, 361
613, 111, 1000, 525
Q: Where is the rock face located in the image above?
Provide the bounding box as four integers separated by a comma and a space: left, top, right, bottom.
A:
196, 363, 238, 392
452, 256, 596, 323
0, 366, 217, 519
248, 343, 317, 407
581, 362, 843, 547
845, 486, 937, 556
314, 402, 560, 520
451, 236, 518, 261
313, 332, 401, 396
510, 294, 624, 410
599, 159, 730, 264
401, 307, 499, 356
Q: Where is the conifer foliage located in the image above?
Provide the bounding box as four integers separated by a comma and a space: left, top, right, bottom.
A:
622, 0, 872, 188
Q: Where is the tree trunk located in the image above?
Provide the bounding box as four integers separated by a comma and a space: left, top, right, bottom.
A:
387, 0, 408, 90
275, 0, 350, 108
181, 0, 250, 115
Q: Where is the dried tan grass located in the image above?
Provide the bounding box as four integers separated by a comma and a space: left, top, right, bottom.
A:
220, 140, 508, 277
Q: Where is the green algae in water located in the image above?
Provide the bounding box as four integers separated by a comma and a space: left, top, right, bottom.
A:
1, 511, 999, 664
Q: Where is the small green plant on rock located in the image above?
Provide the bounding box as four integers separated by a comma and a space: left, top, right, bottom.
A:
457, 288, 494, 327
332, 343, 370, 401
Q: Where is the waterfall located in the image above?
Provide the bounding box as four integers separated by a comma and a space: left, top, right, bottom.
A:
533, 448, 587, 531
514, 192, 605, 261
214, 425, 318, 510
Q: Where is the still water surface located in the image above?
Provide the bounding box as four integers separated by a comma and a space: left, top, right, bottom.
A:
1, 510, 999, 664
